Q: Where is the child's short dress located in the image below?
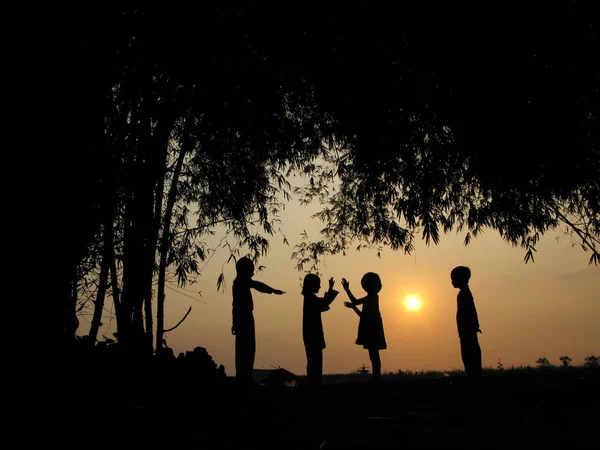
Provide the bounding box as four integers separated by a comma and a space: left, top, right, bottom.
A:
355, 295, 387, 350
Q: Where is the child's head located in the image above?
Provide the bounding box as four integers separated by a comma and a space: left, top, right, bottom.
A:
302, 273, 321, 295
235, 257, 255, 278
361, 272, 382, 294
451, 266, 471, 288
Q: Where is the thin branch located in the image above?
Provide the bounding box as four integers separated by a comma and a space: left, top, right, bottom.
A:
165, 284, 207, 304
554, 207, 599, 264
164, 306, 192, 333
171, 211, 263, 237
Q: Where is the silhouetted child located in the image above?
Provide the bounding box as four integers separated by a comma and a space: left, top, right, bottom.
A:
451, 265, 482, 380
232, 257, 285, 387
302, 274, 339, 387
342, 273, 387, 385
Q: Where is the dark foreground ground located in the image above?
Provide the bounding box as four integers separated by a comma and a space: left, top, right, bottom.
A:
37, 368, 600, 449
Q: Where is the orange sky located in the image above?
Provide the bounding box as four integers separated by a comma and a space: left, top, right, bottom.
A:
79, 193, 599, 376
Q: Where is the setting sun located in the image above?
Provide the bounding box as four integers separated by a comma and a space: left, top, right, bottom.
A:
404, 295, 422, 311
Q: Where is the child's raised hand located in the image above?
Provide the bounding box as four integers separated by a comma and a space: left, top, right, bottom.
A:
328, 277, 335, 290
341, 278, 350, 291
273, 289, 285, 295
343, 301, 354, 308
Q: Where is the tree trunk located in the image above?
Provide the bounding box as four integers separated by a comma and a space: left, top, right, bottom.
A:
64, 269, 79, 345
88, 220, 114, 346
110, 247, 122, 332
119, 98, 149, 352
138, 113, 177, 353
156, 120, 191, 350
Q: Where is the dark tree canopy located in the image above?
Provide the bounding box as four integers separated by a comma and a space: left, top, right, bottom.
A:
51, 2, 598, 352
272, 2, 599, 266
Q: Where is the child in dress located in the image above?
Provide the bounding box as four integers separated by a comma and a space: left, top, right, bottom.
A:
342, 272, 387, 384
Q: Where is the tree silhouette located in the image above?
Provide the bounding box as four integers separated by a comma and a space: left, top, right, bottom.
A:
62, 4, 328, 354
583, 355, 599, 368
536, 357, 551, 368
56, 3, 599, 357
559, 356, 572, 368
289, 2, 599, 270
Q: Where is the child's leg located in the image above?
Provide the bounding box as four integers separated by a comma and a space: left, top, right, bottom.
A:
460, 334, 482, 378
470, 335, 482, 377
305, 345, 323, 387
235, 314, 256, 385
368, 348, 381, 382
459, 336, 470, 375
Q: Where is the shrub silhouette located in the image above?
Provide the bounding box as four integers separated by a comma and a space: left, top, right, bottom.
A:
584, 355, 599, 368
536, 357, 551, 368
559, 356, 572, 368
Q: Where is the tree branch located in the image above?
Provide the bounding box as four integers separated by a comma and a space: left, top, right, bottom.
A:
554, 207, 599, 265
164, 306, 192, 333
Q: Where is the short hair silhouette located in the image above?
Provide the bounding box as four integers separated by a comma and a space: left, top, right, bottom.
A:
361, 272, 382, 294
302, 273, 321, 296
235, 257, 254, 276
451, 266, 471, 284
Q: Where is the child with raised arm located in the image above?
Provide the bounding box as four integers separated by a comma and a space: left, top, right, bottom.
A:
342, 272, 387, 385
451, 265, 482, 380
302, 274, 339, 388
231, 257, 285, 387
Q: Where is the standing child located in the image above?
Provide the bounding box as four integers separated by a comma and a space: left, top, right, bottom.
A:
342, 272, 387, 385
451, 265, 482, 380
231, 256, 285, 387
302, 274, 338, 387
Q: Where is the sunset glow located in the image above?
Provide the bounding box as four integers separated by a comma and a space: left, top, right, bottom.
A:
404, 295, 422, 311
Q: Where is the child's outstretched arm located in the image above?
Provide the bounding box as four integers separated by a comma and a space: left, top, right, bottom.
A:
250, 279, 285, 295
344, 301, 362, 317
341, 278, 363, 304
